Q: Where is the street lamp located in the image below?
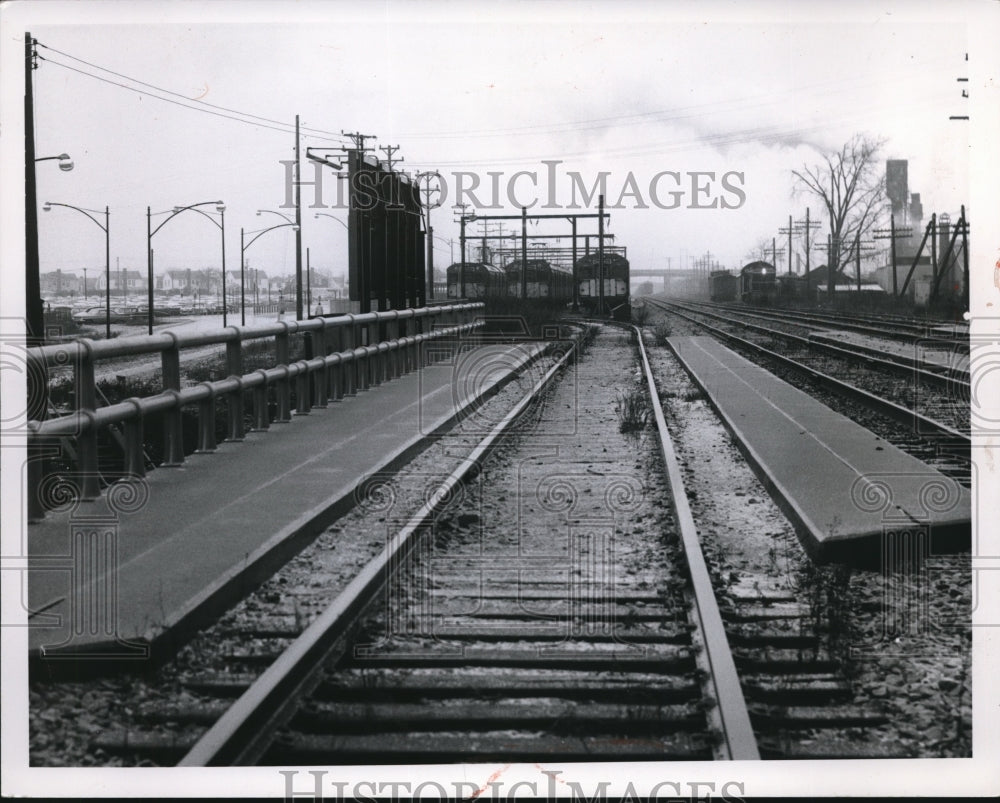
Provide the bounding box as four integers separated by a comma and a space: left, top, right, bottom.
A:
148, 201, 225, 333
314, 212, 350, 302
43, 201, 111, 339
27, 154, 74, 345
35, 153, 74, 172
313, 211, 349, 231
242, 213, 300, 325
255, 209, 301, 319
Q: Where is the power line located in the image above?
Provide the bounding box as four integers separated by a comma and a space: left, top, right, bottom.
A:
39, 55, 343, 143
35, 41, 345, 143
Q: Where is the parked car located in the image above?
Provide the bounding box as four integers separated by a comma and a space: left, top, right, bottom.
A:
72, 306, 107, 324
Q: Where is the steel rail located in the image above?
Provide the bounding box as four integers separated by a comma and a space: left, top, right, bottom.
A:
694, 300, 969, 349
633, 324, 760, 761
667, 300, 969, 392
649, 301, 969, 446
179, 332, 581, 766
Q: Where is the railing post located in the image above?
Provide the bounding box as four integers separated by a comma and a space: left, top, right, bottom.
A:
195, 382, 217, 452
359, 344, 371, 392
386, 316, 399, 380
330, 322, 345, 401
76, 341, 101, 498
295, 361, 311, 415
161, 334, 185, 466
251, 370, 270, 431
342, 321, 356, 396
416, 315, 427, 368
226, 334, 245, 440
123, 398, 146, 476
312, 323, 328, 408
275, 328, 292, 422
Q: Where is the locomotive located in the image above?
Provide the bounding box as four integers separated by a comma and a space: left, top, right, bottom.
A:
575, 252, 630, 315
740, 261, 776, 304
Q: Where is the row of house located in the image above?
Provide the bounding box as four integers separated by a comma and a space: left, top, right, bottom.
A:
40, 268, 348, 299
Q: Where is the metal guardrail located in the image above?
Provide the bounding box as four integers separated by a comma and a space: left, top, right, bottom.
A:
27, 303, 485, 520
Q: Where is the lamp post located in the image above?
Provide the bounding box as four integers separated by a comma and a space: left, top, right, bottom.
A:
28, 154, 74, 345
148, 201, 225, 334
43, 201, 110, 339
313, 212, 349, 302
241, 214, 300, 325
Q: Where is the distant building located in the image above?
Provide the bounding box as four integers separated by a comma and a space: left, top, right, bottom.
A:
156, 269, 214, 293
40, 270, 82, 296
95, 270, 146, 292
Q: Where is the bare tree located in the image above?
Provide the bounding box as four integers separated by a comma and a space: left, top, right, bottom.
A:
792, 134, 887, 283
743, 237, 772, 264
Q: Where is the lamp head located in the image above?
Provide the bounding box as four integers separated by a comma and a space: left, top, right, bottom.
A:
43, 202, 52, 212
57, 154, 74, 172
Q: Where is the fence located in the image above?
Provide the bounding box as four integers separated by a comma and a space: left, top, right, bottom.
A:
27, 303, 485, 520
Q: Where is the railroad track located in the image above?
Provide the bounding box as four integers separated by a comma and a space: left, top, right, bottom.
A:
669, 300, 970, 388
86, 323, 899, 765
647, 300, 970, 486
694, 300, 969, 349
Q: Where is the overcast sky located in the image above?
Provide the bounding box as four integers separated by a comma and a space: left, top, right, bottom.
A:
4, 1, 986, 285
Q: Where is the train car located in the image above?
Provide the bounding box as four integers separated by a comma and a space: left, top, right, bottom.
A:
740, 261, 776, 304
575, 252, 630, 314
446, 262, 507, 299
505, 259, 572, 300
709, 270, 738, 303
776, 273, 813, 305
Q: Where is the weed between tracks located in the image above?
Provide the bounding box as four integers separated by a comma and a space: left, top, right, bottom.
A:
614, 387, 650, 434
653, 321, 673, 346
794, 553, 855, 670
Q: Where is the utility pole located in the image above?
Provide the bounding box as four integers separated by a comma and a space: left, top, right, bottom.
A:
598, 194, 605, 315
25, 32, 43, 345
454, 203, 470, 297
419, 171, 440, 300
294, 114, 303, 320
770, 238, 785, 273
570, 217, 578, 311
379, 145, 402, 173
873, 214, 912, 297
961, 205, 969, 311
521, 206, 528, 299
929, 213, 937, 287
778, 215, 794, 274
794, 207, 820, 301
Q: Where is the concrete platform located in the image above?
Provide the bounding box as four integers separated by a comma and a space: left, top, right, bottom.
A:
27, 340, 550, 674
668, 336, 971, 563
